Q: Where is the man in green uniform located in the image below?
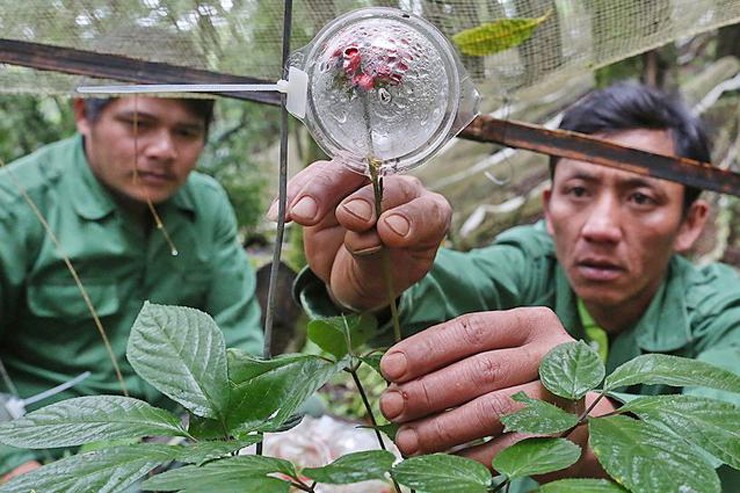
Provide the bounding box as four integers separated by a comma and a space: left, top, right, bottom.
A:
0, 96, 263, 479
279, 83, 739, 484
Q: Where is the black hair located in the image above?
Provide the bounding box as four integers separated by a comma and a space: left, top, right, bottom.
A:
83, 97, 215, 136
550, 82, 711, 210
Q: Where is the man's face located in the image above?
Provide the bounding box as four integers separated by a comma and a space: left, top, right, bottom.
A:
544, 128, 707, 315
75, 97, 207, 205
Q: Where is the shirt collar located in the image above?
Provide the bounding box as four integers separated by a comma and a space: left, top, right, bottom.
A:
69, 134, 197, 221
69, 135, 117, 221
169, 183, 197, 217
632, 257, 692, 352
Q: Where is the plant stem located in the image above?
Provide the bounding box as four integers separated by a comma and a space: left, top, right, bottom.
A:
360, 90, 402, 343
368, 160, 403, 343
491, 480, 509, 492
578, 390, 607, 422
349, 367, 403, 493
349, 368, 387, 451
290, 480, 315, 492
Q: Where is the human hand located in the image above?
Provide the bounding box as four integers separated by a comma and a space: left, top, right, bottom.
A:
269, 159, 451, 311
1, 460, 41, 483
378, 307, 615, 477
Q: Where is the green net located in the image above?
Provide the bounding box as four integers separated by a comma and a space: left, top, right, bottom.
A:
1, 0, 739, 106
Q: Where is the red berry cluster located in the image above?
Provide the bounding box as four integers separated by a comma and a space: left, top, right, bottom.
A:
331, 41, 410, 91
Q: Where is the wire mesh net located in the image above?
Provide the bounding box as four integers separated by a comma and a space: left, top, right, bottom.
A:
1, 0, 739, 107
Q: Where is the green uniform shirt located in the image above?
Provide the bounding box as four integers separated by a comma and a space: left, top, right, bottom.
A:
0, 135, 263, 473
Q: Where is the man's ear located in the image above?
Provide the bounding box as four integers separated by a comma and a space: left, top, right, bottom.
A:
72, 99, 91, 134
674, 199, 709, 253
542, 188, 555, 235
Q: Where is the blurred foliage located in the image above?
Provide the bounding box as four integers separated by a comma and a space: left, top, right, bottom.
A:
0, 96, 76, 163
198, 98, 281, 234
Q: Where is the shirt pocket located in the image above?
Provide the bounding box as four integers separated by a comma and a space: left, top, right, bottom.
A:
27, 281, 119, 320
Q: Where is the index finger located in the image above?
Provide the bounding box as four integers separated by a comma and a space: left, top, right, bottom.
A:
380, 307, 565, 383
269, 159, 369, 226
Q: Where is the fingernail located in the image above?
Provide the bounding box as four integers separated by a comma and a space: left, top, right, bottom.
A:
266, 199, 279, 221
380, 390, 405, 420
384, 214, 410, 237
381, 352, 407, 380
396, 427, 419, 456
290, 196, 317, 221
342, 199, 373, 222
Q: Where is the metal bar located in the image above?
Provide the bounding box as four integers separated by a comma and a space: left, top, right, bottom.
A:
460, 115, 740, 197
0, 38, 282, 106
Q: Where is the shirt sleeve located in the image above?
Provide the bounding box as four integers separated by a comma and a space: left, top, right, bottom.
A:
205, 190, 263, 355
395, 242, 538, 336
683, 324, 740, 406
294, 225, 549, 344
0, 198, 27, 343
0, 176, 45, 475
683, 263, 740, 406
0, 445, 40, 478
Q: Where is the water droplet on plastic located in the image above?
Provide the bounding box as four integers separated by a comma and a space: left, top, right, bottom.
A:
378, 87, 392, 105
331, 109, 348, 123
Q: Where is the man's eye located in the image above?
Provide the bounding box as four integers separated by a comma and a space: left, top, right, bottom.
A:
175, 128, 204, 139
567, 186, 587, 197
180, 130, 202, 139
630, 192, 655, 205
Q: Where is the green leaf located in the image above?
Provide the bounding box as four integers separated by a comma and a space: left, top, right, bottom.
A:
148, 477, 289, 493
392, 453, 491, 492
376, 422, 400, 442
307, 314, 377, 359
604, 354, 740, 393
501, 392, 580, 435
589, 415, 720, 493
187, 415, 232, 440
539, 341, 605, 400
127, 302, 229, 419
174, 438, 265, 466
302, 450, 395, 484
359, 350, 385, 376
0, 396, 187, 448
538, 478, 628, 492
451, 13, 550, 57
226, 351, 343, 432
620, 395, 740, 469
493, 437, 581, 479
0, 444, 177, 493
141, 455, 294, 492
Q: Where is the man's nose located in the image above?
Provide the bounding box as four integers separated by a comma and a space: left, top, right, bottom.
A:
145, 130, 178, 159
581, 194, 622, 243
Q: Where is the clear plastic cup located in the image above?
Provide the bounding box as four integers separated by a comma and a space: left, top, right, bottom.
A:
290, 7, 480, 175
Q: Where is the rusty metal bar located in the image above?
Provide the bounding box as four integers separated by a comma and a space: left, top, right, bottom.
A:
460, 114, 740, 197
0, 38, 282, 106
